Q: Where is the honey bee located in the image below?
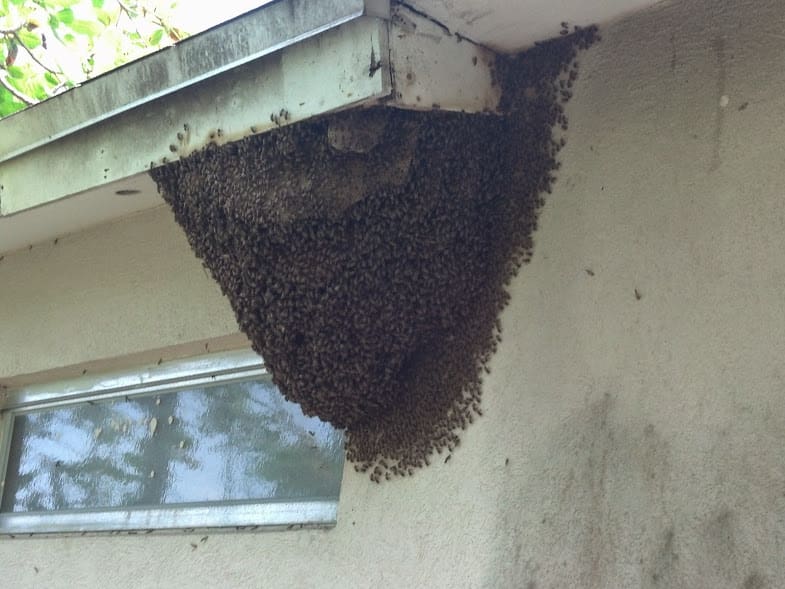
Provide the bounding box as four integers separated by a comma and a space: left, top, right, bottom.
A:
148, 24, 601, 478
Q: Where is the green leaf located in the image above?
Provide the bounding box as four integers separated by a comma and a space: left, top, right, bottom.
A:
95, 9, 112, 26
81, 54, 95, 75
31, 82, 48, 101
44, 71, 59, 86
92, 0, 104, 7
17, 29, 42, 50
63, 33, 76, 44
56, 8, 74, 24
69, 19, 104, 36
6, 65, 25, 79
0, 95, 25, 116
49, 14, 60, 29
9, 0, 25, 6
6, 75, 28, 96
149, 29, 164, 46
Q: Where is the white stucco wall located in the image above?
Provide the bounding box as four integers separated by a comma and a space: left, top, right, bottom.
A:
2, 0, 785, 586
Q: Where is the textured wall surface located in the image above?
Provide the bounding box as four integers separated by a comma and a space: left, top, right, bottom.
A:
0, 206, 240, 378
2, 0, 785, 587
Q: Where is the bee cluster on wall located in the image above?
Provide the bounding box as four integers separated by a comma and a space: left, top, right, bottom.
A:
151, 26, 599, 482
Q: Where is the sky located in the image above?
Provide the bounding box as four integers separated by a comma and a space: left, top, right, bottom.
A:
169, 0, 274, 36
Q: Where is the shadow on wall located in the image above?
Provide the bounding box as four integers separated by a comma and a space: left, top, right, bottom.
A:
492, 386, 778, 588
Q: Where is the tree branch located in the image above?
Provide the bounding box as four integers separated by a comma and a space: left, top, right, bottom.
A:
11, 32, 61, 76
0, 25, 24, 36
50, 79, 72, 96
116, 0, 135, 21
116, 1, 144, 42
0, 73, 36, 105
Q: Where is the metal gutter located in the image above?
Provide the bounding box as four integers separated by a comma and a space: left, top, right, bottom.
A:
0, 14, 393, 216
0, 0, 384, 165
0, 0, 499, 252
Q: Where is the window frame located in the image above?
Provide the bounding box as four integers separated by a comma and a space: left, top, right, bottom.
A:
0, 349, 340, 537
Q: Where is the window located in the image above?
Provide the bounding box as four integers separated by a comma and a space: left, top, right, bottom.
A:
0, 350, 344, 535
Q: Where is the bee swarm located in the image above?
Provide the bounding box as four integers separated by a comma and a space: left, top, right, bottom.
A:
151, 27, 599, 482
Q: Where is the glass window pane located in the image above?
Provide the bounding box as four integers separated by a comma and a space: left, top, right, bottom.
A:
1, 377, 343, 513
